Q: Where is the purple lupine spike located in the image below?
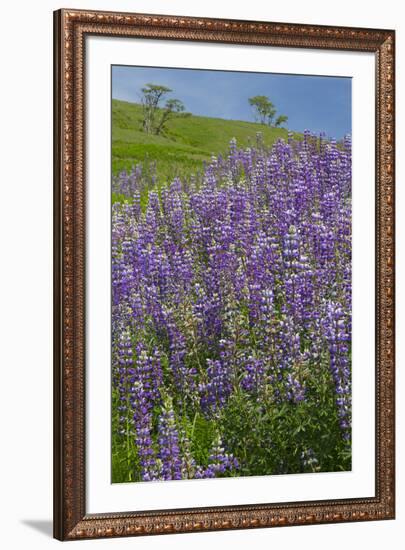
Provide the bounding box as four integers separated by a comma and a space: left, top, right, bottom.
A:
195, 435, 239, 478
180, 431, 198, 480
132, 381, 160, 481
157, 397, 182, 480
240, 357, 265, 394
198, 358, 232, 417
134, 342, 163, 404
323, 301, 351, 441
115, 328, 135, 437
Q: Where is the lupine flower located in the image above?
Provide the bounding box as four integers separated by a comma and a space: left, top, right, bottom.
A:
132, 381, 159, 481
199, 359, 232, 416
195, 435, 239, 478
157, 397, 182, 480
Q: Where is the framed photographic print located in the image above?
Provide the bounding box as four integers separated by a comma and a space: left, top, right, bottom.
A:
53, 8, 395, 541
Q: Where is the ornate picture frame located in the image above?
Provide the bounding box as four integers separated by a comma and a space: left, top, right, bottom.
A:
54, 8, 395, 541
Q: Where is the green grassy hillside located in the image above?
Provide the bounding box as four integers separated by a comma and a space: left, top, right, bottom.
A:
112, 99, 291, 183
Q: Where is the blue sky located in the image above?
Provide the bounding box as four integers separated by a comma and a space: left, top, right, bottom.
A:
112, 66, 351, 139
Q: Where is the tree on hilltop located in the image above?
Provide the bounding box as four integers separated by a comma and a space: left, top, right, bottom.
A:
140, 83, 187, 135
248, 95, 287, 128
275, 114, 289, 128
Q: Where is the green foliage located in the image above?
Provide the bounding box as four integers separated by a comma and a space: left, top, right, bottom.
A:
185, 413, 217, 467
248, 95, 276, 125
112, 388, 141, 483
219, 357, 351, 476
275, 114, 289, 128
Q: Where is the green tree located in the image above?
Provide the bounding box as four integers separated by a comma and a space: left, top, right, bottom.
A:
155, 98, 185, 135
275, 114, 289, 128
248, 95, 276, 125
140, 83, 186, 135
248, 95, 287, 128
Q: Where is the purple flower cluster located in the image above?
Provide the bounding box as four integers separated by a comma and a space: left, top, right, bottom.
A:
199, 359, 232, 416
323, 301, 351, 440
112, 132, 352, 481
195, 436, 239, 478
157, 397, 183, 480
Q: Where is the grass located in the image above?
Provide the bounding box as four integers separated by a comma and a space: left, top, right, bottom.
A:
112, 99, 293, 183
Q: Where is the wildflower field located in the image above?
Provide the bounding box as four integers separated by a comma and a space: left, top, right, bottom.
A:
112, 132, 352, 483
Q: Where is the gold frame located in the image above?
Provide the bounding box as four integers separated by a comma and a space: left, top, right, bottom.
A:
54, 8, 395, 540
